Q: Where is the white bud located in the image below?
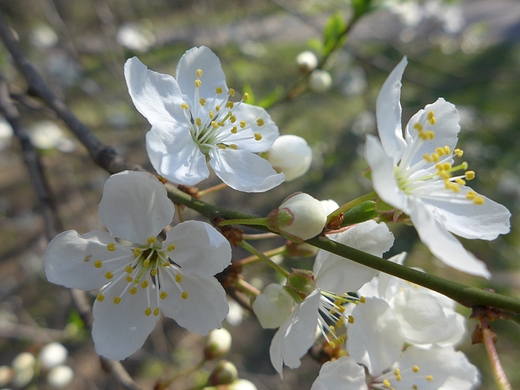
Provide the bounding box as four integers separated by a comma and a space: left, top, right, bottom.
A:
229, 379, 258, 390
320, 199, 340, 215
11, 352, 35, 388
47, 365, 74, 388
0, 365, 14, 386
267, 135, 312, 181
39, 342, 68, 369
267, 193, 327, 242
296, 51, 318, 73
204, 328, 232, 360
309, 69, 332, 93
252, 283, 294, 329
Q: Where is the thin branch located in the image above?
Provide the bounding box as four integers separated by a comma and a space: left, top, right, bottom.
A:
0, 9, 129, 174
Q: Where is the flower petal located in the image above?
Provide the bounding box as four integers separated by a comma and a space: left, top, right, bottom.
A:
175, 46, 228, 108
409, 199, 491, 278
98, 171, 174, 244
44, 230, 133, 290
314, 220, 394, 293
269, 290, 320, 377
347, 297, 405, 376
124, 57, 186, 125
376, 56, 408, 163
146, 122, 209, 186
311, 356, 367, 390
422, 188, 510, 240
365, 135, 408, 212
159, 270, 228, 335
209, 148, 285, 192
164, 221, 231, 278
92, 275, 160, 360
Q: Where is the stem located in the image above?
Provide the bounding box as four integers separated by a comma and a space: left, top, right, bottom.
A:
240, 245, 288, 266
242, 232, 279, 240
327, 191, 377, 222
219, 218, 268, 227
158, 359, 207, 390
235, 278, 260, 297
239, 241, 290, 278
480, 318, 512, 390
198, 182, 228, 197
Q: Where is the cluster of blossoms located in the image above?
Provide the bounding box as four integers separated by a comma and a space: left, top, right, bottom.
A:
42, 46, 510, 389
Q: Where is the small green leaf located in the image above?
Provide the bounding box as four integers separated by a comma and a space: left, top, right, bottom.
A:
322, 12, 347, 57
342, 200, 377, 226
258, 86, 284, 109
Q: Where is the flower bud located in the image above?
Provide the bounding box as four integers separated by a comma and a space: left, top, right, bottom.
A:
296, 51, 318, 73
228, 379, 257, 390
208, 360, 238, 386
266, 135, 312, 181
11, 352, 35, 388
309, 69, 332, 93
252, 283, 294, 329
39, 342, 68, 369
267, 192, 327, 243
47, 365, 74, 388
285, 269, 316, 303
204, 328, 232, 360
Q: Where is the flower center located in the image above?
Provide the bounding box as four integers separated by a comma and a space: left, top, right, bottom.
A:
371, 360, 434, 390
91, 237, 189, 318
394, 109, 484, 205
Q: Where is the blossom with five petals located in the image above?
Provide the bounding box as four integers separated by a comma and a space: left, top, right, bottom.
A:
44, 171, 232, 360
365, 56, 510, 278
125, 46, 285, 192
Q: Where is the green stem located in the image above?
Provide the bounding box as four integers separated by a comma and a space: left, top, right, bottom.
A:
239, 241, 290, 278
327, 191, 377, 222
219, 217, 268, 227
240, 245, 288, 267
165, 184, 520, 314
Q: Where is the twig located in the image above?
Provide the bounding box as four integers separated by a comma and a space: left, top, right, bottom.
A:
0, 9, 129, 174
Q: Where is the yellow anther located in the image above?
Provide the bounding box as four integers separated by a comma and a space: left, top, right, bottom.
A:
427, 110, 436, 125
329, 325, 336, 333
195, 80, 202, 88
423, 154, 432, 163
160, 291, 168, 299
196, 69, 203, 77
456, 178, 466, 185
147, 236, 157, 245
181, 102, 189, 110
359, 296, 366, 303
96, 293, 105, 302
426, 130, 435, 139
199, 98, 206, 106
154, 307, 160, 316
226, 101, 234, 109
84, 255, 92, 262
412, 365, 420, 373
211, 121, 219, 129
145, 307, 152, 316
435, 147, 445, 156
105, 271, 113, 280
254, 133, 262, 141
107, 243, 116, 252
230, 144, 238, 150
466, 191, 476, 200
229, 88, 235, 97
330, 309, 336, 315
461, 161, 469, 170
113, 297, 121, 305
175, 274, 183, 283
162, 261, 170, 267
438, 171, 450, 180
383, 379, 391, 388
412, 386, 418, 390
335, 318, 345, 328
167, 244, 176, 251
337, 336, 345, 345
209, 110, 215, 119
328, 341, 336, 349
414, 123, 423, 132
141, 280, 149, 288
240, 120, 246, 128
181, 291, 189, 300
256, 118, 265, 126
143, 259, 150, 268
218, 121, 225, 127
473, 196, 485, 205
431, 153, 439, 162
126, 265, 133, 273
425, 375, 433, 381
216, 86, 223, 94
231, 126, 238, 134
195, 118, 202, 127
465, 171, 475, 180
94, 260, 102, 268
348, 315, 355, 324
230, 115, 237, 123
243, 92, 249, 101
129, 286, 137, 295
394, 368, 401, 376
454, 148, 463, 157
217, 144, 227, 149
133, 248, 141, 257
126, 276, 133, 282
151, 269, 158, 276
216, 105, 221, 112
444, 146, 451, 154
442, 162, 451, 170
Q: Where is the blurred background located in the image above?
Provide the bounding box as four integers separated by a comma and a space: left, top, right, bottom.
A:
0, 0, 520, 388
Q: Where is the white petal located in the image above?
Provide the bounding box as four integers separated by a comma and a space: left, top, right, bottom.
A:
44, 230, 133, 290
92, 275, 160, 360
159, 270, 228, 335
347, 297, 405, 376
314, 220, 394, 293
422, 188, 510, 240
376, 56, 407, 163
209, 148, 285, 192
439, 349, 481, 390
365, 135, 408, 212
175, 46, 228, 108
99, 171, 174, 244
146, 122, 209, 186
269, 290, 320, 377
226, 103, 279, 152
124, 57, 186, 125
409, 200, 491, 278
311, 356, 367, 390
164, 221, 231, 277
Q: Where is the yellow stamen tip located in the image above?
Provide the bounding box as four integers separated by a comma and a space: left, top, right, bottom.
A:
412, 365, 420, 373
243, 92, 249, 101
160, 291, 168, 299
129, 287, 137, 295
105, 271, 113, 280
147, 236, 157, 245
196, 69, 203, 77
216, 86, 223, 94
254, 133, 262, 141
229, 88, 235, 97
94, 260, 102, 269
465, 171, 475, 180
154, 307, 160, 316
175, 274, 183, 283
167, 244, 176, 251
199, 98, 206, 106
256, 118, 265, 126
96, 293, 105, 302
145, 307, 152, 316
113, 297, 121, 305
181, 291, 188, 300
195, 80, 202, 88
107, 243, 116, 252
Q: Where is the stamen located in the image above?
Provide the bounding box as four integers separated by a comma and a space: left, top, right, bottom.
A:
181, 291, 189, 300
94, 260, 102, 268
256, 118, 265, 126
196, 69, 203, 77
195, 80, 202, 88
107, 243, 116, 251
113, 297, 121, 305
216, 87, 223, 94
145, 307, 152, 316
105, 271, 113, 279
175, 274, 183, 282
229, 88, 235, 97
96, 293, 105, 302
154, 308, 160, 316
254, 133, 262, 141
243, 93, 249, 101
167, 244, 176, 251
427, 110, 436, 125
199, 98, 206, 106
147, 236, 157, 245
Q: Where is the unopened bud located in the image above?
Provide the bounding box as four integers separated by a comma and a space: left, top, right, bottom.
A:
208, 360, 238, 385
309, 69, 332, 93
267, 192, 327, 242
285, 269, 316, 303
252, 284, 294, 329
296, 51, 318, 73
47, 365, 74, 388
266, 135, 312, 181
204, 328, 232, 360
39, 342, 68, 369
228, 379, 258, 390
